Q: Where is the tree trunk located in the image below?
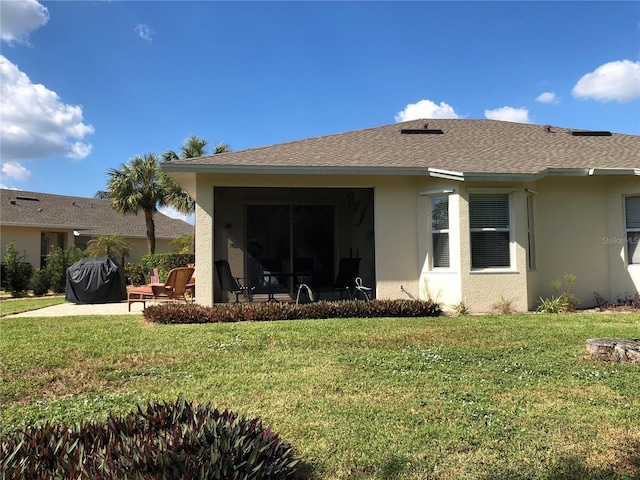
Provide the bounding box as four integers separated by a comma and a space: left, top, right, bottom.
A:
145, 208, 156, 254
586, 338, 640, 364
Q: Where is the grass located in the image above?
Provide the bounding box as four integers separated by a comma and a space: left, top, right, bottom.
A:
1, 311, 639, 479
0, 294, 65, 317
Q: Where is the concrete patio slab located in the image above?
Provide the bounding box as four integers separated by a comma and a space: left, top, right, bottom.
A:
3, 300, 157, 318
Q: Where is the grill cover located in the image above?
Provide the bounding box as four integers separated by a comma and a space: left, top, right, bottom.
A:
65, 257, 127, 304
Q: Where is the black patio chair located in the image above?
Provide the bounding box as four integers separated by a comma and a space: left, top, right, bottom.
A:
334, 257, 361, 299
214, 260, 253, 303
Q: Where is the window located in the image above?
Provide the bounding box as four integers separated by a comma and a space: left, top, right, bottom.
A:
431, 196, 450, 268
527, 195, 536, 270
626, 195, 640, 265
469, 194, 511, 268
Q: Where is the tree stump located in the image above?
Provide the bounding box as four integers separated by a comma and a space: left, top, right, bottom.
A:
586, 338, 640, 364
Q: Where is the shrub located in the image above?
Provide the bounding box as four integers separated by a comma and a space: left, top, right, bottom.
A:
450, 300, 470, 316
45, 246, 84, 294
144, 299, 442, 324
536, 274, 579, 313
125, 262, 146, 286
0, 395, 299, 480
30, 268, 50, 296
3, 240, 33, 297
140, 253, 195, 281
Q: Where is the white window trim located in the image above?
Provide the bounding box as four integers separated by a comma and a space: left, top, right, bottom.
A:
427, 192, 454, 271
624, 195, 640, 266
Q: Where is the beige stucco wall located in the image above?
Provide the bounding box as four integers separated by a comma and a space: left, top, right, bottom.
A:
532, 176, 639, 308
1, 225, 180, 269
193, 173, 423, 306
1, 226, 46, 266
459, 185, 530, 313
1, 226, 75, 267
189, 172, 639, 311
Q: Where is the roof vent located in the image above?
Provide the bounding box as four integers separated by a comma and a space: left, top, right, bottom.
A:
15, 196, 39, 201
571, 130, 612, 137
401, 122, 443, 134
401, 127, 444, 135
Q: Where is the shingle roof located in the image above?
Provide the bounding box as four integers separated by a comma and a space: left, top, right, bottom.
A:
163, 119, 639, 179
0, 189, 193, 238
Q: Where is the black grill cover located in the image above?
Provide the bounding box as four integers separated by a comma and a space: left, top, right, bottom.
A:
65, 257, 127, 304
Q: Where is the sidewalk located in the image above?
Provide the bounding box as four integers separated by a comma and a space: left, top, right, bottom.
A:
4, 300, 151, 318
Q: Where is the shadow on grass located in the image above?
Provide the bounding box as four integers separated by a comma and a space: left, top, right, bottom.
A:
479, 446, 640, 480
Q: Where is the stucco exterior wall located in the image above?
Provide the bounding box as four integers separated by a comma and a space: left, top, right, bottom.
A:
373, 177, 420, 300
458, 185, 530, 313
190, 172, 638, 311
533, 176, 639, 307
417, 182, 463, 309
1, 226, 44, 265
194, 182, 215, 306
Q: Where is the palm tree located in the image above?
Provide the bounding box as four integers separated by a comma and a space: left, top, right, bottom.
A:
161, 135, 231, 162
161, 136, 231, 251
96, 153, 186, 254
85, 235, 130, 266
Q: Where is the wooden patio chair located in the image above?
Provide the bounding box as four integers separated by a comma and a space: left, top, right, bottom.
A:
128, 266, 195, 311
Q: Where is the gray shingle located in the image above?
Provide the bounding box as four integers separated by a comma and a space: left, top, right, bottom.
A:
164, 119, 639, 175
1, 189, 193, 239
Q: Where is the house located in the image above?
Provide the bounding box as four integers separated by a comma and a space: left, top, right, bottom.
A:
161, 119, 640, 312
1, 189, 194, 268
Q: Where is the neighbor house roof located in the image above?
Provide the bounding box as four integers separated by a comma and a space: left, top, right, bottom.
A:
0, 189, 193, 238
163, 119, 639, 183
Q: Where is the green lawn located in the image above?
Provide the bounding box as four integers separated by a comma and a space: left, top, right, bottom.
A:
1, 312, 639, 479
0, 295, 65, 317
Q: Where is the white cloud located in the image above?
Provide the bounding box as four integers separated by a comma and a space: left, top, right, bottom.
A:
157, 205, 195, 225
572, 60, 640, 103
0, 0, 49, 45
535, 92, 559, 104
484, 106, 531, 123
134, 24, 155, 42
0, 55, 94, 162
395, 99, 459, 122
1, 160, 31, 181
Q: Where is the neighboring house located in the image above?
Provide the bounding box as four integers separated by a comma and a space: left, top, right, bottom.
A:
162, 119, 640, 312
1, 189, 194, 268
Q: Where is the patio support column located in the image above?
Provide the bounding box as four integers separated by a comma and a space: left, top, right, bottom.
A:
194, 184, 215, 307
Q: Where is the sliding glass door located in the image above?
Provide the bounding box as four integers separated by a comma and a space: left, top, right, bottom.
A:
246, 204, 335, 295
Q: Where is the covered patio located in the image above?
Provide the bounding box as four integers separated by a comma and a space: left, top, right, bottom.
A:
213, 187, 375, 302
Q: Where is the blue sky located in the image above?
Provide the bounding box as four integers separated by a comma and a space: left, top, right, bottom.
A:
1, 0, 639, 223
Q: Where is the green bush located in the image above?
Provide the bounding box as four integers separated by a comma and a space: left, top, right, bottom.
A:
144, 299, 442, 324
30, 268, 50, 296
3, 240, 33, 297
0, 395, 299, 479
140, 253, 195, 281
124, 262, 146, 285
45, 246, 84, 294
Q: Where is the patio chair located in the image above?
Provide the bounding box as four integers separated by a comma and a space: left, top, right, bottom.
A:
334, 257, 361, 299
128, 266, 194, 311
215, 260, 254, 303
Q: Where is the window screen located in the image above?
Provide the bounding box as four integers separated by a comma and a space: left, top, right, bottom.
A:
469, 194, 511, 268
626, 196, 640, 265
431, 196, 450, 268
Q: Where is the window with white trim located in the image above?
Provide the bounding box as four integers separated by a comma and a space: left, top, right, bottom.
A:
430, 195, 450, 268
625, 195, 640, 265
469, 193, 511, 268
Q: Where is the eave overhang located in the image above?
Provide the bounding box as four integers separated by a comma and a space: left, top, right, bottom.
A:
162, 163, 640, 184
